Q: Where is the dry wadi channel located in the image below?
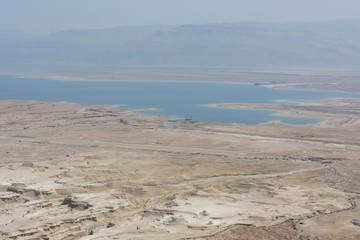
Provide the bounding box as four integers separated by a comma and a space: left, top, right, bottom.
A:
0, 96, 360, 239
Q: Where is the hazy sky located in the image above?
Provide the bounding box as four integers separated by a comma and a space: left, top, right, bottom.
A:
1, 0, 360, 34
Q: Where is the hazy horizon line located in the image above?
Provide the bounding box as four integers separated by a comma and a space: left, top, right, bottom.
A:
2, 18, 360, 37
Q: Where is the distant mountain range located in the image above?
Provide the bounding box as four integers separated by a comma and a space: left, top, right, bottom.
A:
1, 19, 360, 71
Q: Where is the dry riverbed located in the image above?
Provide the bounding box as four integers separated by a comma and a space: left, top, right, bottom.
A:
0, 99, 360, 239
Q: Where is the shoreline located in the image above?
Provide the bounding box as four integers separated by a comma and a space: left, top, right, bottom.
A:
2, 69, 360, 93
1, 72, 359, 126
207, 98, 360, 128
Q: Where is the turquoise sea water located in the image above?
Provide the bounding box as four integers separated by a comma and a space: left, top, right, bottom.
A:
0, 76, 358, 125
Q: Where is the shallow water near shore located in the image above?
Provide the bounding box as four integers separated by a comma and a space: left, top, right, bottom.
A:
0, 76, 359, 124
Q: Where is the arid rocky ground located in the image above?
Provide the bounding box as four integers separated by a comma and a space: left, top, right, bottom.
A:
0, 72, 360, 239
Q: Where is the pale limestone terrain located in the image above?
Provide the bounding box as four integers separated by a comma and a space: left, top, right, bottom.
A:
0, 96, 360, 239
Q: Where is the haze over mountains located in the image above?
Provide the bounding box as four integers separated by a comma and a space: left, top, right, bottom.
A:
1, 19, 360, 71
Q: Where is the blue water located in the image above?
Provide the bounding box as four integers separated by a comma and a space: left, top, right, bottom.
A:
1, 76, 359, 124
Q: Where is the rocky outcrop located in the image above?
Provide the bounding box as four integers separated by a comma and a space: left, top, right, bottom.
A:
0, 214, 97, 239
7, 183, 27, 194
0, 192, 20, 201
7, 183, 54, 196
62, 195, 93, 210
351, 219, 360, 227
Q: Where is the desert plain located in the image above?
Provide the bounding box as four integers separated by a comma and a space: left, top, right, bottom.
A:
0, 71, 360, 240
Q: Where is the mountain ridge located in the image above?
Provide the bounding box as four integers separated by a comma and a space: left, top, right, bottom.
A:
1, 19, 360, 71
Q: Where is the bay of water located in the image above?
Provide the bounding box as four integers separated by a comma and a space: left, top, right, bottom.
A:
0, 76, 359, 124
